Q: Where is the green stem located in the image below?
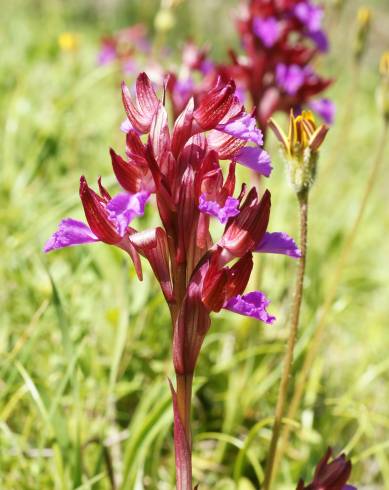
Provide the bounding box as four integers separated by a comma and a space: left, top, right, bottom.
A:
273, 118, 388, 476
262, 189, 309, 490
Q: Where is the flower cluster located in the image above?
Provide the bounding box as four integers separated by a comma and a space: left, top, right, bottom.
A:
46, 72, 299, 334
232, 0, 333, 125
98, 24, 154, 75
45, 72, 301, 487
166, 0, 334, 131
296, 448, 356, 490
166, 41, 215, 120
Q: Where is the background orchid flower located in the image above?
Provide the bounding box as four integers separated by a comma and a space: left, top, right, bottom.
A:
98, 24, 151, 74
164, 0, 334, 134
296, 448, 356, 490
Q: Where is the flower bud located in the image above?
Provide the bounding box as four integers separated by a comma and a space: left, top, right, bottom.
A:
353, 7, 372, 64
269, 111, 329, 194
154, 8, 175, 32
377, 52, 389, 121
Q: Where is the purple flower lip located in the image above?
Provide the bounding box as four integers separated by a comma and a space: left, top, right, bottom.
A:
224, 291, 276, 324
97, 44, 116, 65
44, 218, 98, 252
45, 188, 150, 252
294, 1, 324, 32
309, 98, 336, 125
234, 146, 272, 176
216, 111, 263, 146
106, 191, 150, 236
276, 63, 310, 96
293, 2, 329, 52
253, 16, 280, 48
256, 232, 301, 258
199, 194, 240, 224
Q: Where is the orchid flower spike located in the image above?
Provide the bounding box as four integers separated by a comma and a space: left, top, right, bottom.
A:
44, 72, 301, 490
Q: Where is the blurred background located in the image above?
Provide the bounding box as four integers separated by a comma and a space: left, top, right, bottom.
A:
1, 0, 388, 488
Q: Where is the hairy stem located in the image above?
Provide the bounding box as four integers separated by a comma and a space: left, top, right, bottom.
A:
272, 118, 388, 475
263, 189, 309, 490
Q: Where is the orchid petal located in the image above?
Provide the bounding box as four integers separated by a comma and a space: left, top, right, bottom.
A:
44, 218, 98, 252
294, 2, 323, 32
234, 146, 272, 176
216, 112, 263, 145
106, 191, 150, 236
224, 291, 275, 324
309, 98, 335, 125
253, 16, 280, 47
308, 29, 329, 52
276, 64, 308, 96
199, 194, 240, 224
256, 232, 301, 258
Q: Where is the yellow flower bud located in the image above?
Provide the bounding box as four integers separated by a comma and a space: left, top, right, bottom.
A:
154, 8, 175, 32
353, 7, 372, 63
269, 111, 329, 193
357, 7, 371, 27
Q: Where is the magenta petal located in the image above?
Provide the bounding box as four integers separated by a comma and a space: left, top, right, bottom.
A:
276, 64, 307, 96
97, 45, 116, 65
294, 2, 323, 32
308, 29, 329, 52
253, 16, 280, 48
234, 146, 272, 177
309, 98, 335, 125
44, 218, 98, 252
199, 194, 240, 224
224, 291, 275, 324
106, 191, 150, 236
256, 232, 301, 258
172, 77, 195, 110
216, 112, 263, 145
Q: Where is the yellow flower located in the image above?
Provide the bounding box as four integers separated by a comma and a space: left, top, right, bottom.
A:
379, 51, 389, 79
269, 111, 329, 193
377, 52, 389, 121
357, 7, 372, 28
58, 32, 80, 53
154, 9, 175, 32
354, 7, 372, 62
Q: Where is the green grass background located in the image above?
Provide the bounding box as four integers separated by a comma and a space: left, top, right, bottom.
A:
1, 0, 388, 488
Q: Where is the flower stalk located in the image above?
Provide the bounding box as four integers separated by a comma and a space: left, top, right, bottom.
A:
273, 106, 389, 480
263, 189, 308, 490
263, 111, 328, 490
